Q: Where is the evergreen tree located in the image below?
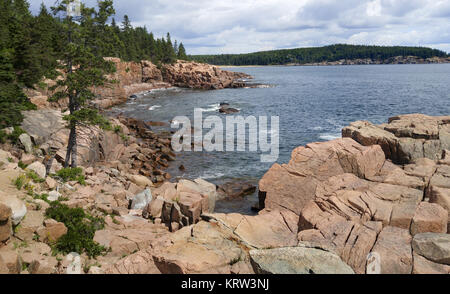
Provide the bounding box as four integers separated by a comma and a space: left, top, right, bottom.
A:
177, 42, 188, 60
50, 0, 116, 168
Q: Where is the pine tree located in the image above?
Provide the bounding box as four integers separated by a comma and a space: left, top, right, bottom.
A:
50, 0, 116, 168
32, 3, 59, 78
177, 42, 188, 60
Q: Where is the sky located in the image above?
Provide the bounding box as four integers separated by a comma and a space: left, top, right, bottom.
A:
30, 0, 450, 55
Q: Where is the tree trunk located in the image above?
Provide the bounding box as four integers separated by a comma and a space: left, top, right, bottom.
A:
71, 125, 78, 168
64, 124, 75, 168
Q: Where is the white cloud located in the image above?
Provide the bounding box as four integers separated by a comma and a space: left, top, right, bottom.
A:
30, 0, 450, 54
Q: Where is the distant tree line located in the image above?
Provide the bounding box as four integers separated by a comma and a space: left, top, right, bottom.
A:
191, 44, 449, 66
0, 0, 188, 130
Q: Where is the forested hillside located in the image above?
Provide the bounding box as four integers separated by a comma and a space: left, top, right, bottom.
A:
191, 44, 449, 66
0, 0, 188, 130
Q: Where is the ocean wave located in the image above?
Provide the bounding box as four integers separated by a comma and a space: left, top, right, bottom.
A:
149, 105, 162, 111
199, 103, 221, 112
319, 133, 341, 141
200, 171, 226, 180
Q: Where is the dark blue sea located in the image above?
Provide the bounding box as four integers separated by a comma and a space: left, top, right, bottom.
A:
110, 64, 450, 213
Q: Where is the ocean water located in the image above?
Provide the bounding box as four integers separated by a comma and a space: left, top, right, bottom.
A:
109, 64, 450, 214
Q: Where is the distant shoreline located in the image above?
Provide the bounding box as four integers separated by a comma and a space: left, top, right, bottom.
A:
217, 58, 450, 68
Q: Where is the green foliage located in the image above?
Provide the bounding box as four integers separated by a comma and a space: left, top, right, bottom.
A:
7, 126, 26, 144
45, 201, 107, 258
113, 125, 122, 133
33, 193, 49, 203
192, 44, 449, 66
177, 42, 188, 60
0, 130, 6, 144
55, 167, 84, 183
0, 0, 186, 130
26, 170, 45, 183
13, 174, 27, 190
18, 161, 28, 170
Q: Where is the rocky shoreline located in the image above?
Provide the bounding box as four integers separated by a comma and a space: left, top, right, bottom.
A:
0, 58, 449, 274
286, 55, 450, 66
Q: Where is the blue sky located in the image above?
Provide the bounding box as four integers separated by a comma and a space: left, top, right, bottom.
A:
30, 0, 450, 55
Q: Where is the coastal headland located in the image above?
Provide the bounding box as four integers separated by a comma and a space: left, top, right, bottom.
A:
0, 59, 449, 274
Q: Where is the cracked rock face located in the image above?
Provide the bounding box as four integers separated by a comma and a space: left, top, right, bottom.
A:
258, 136, 450, 274
342, 114, 450, 164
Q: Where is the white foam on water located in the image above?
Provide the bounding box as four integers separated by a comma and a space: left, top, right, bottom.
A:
148, 105, 162, 111
319, 133, 341, 141
199, 103, 221, 112
200, 171, 226, 180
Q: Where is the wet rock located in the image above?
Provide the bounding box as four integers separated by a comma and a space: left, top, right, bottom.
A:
219, 105, 239, 114
249, 246, 354, 274
217, 181, 256, 199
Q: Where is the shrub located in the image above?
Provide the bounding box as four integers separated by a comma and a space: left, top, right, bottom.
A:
26, 170, 45, 183
18, 161, 28, 169
7, 126, 26, 144
0, 130, 6, 144
14, 175, 27, 190
45, 202, 107, 258
56, 167, 85, 185
113, 125, 122, 134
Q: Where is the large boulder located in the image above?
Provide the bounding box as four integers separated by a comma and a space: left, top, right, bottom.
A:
27, 161, 46, 179
130, 188, 152, 210
259, 138, 385, 215
36, 219, 68, 244
161, 60, 251, 90
371, 226, 413, 274
343, 114, 450, 164
15, 210, 44, 242
152, 221, 248, 274
19, 133, 33, 154
249, 246, 354, 274
412, 233, 450, 265
0, 203, 12, 243
411, 202, 448, 235
203, 211, 298, 249
0, 195, 27, 226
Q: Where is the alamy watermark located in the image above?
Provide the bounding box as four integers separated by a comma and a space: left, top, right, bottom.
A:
171, 108, 279, 163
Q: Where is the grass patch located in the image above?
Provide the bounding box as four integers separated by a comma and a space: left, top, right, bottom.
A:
26, 170, 45, 183
13, 174, 27, 190
55, 167, 86, 185
45, 202, 107, 258
113, 125, 122, 134
18, 161, 28, 169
